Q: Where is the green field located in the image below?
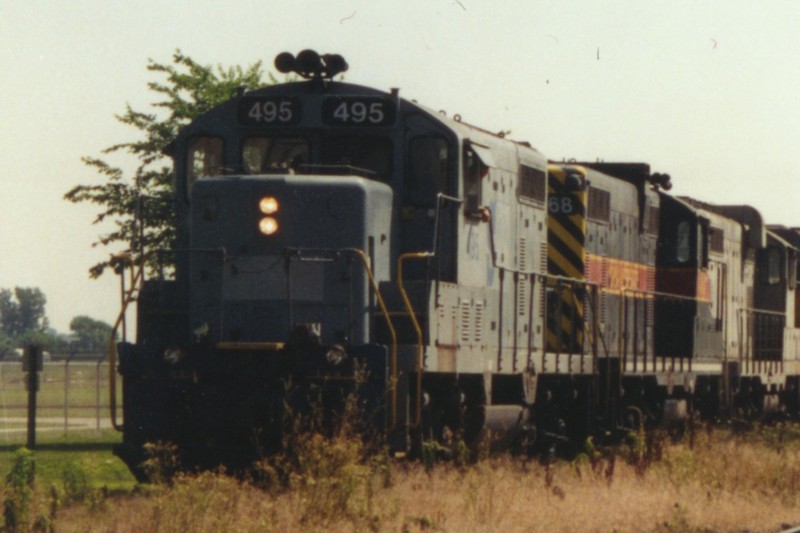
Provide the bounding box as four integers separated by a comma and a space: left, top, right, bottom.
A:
0, 362, 122, 425
0, 361, 133, 491
0, 430, 136, 491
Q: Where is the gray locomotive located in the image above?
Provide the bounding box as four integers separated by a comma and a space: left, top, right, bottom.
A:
112, 51, 800, 476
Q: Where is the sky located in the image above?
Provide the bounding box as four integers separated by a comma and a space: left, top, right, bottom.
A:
1, 0, 799, 333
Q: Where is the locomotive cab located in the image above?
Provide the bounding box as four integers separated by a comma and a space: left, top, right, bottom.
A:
655, 196, 728, 359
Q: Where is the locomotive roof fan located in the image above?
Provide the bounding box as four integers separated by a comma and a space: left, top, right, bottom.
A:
275, 50, 348, 80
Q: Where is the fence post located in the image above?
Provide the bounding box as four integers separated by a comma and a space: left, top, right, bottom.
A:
96, 361, 102, 431
24, 345, 42, 450
64, 358, 69, 436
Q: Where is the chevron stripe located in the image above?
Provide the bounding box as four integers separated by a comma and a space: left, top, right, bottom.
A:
547, 164, 589, 353
547, 247, 584, 279
548, 218, 584, 258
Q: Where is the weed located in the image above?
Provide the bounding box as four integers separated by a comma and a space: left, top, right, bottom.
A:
60, 463, 89, 504
3, 448, 35, 532
758, 422, 800, 453
139, 441, 180, 485
250, 388, 391, 529
623, 426, 668, 477
572, 436, 607, 480
421, 440, 446, 474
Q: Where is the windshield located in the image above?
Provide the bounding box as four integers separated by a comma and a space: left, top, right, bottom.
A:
320, 135, 392, 180
243, 137, 309, 173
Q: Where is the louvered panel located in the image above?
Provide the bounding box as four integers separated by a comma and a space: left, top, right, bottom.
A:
518, 236, 529, 317
646, 265, 656, 327
518, 276, 528, 317
474, 301, 484, 344
540, 242, 548, 274
460, 301, 472, 345
519, 236, 528, 271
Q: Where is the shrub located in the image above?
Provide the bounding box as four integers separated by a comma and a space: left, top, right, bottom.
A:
3, 448, 36, 532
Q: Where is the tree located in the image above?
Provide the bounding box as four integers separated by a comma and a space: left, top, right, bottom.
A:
69, 315, 116, 353
64, 51, 269, 278
0, 330, 15, 359
0, 287, 47, 338
0, 289, 18, 337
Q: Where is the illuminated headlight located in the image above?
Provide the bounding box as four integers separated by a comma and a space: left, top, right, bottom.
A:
259, 216, 279, 236
259, 196, 279, 215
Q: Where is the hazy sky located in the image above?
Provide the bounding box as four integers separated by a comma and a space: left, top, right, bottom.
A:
2, 1, 799, 333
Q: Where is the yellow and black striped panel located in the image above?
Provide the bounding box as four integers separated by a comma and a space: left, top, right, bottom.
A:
546, 165, 588, 352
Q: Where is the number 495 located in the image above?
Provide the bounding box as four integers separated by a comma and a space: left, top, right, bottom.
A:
333, 101, 385, 124
248, 100, 293, 123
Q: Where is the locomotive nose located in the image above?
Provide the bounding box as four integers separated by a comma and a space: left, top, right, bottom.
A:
189, 174, 393, 347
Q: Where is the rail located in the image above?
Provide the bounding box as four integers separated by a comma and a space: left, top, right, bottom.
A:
345, 249, 399, 430
618, 288, 699, 373
107, 253, 146, 432
737, 307, 786, 375
539, 273, 602, 373
397, 252, 433, 428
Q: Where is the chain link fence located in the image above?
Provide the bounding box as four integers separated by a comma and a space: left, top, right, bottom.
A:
0, 361, 122, 444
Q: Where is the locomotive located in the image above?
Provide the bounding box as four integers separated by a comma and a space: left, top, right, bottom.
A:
111, 50, 800, 476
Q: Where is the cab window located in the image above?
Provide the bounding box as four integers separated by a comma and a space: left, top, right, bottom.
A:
187, 137, 223, 194
320, 136, 392, 180
405, 136, 449, 207
463, 145, 488, 216
243, 137, 309, 173
676, 221, 691, 264
763, 247, 782, 285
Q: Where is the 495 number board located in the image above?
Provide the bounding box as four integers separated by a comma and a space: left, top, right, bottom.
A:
237, 96, 302, 125
236, 95, 396, 127
321, 97, 396, 126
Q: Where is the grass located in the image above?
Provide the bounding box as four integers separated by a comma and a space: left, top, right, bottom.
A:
0, 430, 135, 492
1, 424, 799, 532
1, 371, 799, 531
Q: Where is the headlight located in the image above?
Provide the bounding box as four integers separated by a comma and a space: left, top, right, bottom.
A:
325, 344, 347, 366
259, 196, 279, 215
164, 348, 183, 365
259, 216, 279, 236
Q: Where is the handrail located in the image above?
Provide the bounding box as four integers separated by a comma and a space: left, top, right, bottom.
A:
108, 253, 146, 432
737, 307, 786, 373
618, 287, 696, 369
397, 251, 433, 428
345, 248, 399, 430
737, 307, 786, 318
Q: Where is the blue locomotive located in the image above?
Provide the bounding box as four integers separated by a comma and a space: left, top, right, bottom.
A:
112, 51, 800, 476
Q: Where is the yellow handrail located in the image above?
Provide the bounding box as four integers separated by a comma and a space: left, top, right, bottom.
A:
347, 249, 399, 430
397, 252, 433, 428
108, 254, 146, 432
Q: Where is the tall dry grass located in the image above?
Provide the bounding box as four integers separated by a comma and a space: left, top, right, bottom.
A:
28, 424, 800, 532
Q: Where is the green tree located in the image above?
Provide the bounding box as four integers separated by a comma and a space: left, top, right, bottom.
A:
64, 51, 269, 278
0, 289, 17, 337
0, 287, 47, 338
0, 330, 15, 360
69, 315, 115, 353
